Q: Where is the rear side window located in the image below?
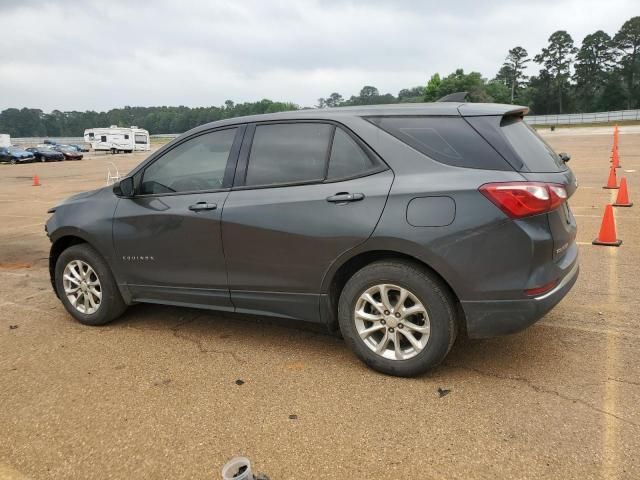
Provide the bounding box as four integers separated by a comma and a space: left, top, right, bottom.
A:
327, 128, 376, 180
500, 117, 565, 172
245, 123, 332, 186
367, 116, 511, 170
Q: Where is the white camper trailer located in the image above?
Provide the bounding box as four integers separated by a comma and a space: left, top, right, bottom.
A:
84, 126, 150, 153
0, 134, 10, 147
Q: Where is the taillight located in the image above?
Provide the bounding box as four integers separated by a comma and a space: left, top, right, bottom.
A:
479, 182, 567, 219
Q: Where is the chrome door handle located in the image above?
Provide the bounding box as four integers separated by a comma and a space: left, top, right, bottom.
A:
188, 202, 217, 211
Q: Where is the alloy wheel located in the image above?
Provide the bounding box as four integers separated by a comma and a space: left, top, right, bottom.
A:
62, 260, 102, 315
354, 284, 430, 360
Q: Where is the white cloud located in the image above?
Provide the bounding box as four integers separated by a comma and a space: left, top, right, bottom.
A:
0, 0, 637, 111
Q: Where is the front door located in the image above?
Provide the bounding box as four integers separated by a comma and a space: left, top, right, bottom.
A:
222, 122, 393, 322
113, 127, 241, 310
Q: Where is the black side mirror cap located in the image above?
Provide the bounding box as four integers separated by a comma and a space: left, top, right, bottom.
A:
559, 152, 571, 163
113, 177, 135, 197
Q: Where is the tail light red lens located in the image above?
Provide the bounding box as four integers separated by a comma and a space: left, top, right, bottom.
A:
479, 182, 568, 219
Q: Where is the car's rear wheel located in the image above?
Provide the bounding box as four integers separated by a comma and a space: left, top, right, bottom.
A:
41, 156, 46, 162
338, 260, 457, 377
55, 244, 127, 326
10, 158, 16, 165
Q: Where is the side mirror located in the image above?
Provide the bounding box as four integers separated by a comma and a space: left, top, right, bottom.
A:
113, 177, 135, 197
559, 152, 571, 163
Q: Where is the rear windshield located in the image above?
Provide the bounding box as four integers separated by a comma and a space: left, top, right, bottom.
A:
500, 116, 565, 172
367, 116, 512, 170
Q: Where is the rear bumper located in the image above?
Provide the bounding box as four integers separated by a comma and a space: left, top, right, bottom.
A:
461, 261, 579, 338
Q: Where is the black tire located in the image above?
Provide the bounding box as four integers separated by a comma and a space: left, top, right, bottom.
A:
55, 243, 127, 326
338, 260, 457, 377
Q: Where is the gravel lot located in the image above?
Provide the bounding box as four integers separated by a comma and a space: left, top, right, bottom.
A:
1, 128, 639, 479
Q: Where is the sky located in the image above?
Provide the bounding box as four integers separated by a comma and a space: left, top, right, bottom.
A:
0, 0, 637, 112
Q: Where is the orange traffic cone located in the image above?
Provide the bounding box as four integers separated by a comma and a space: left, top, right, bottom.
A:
32, 174, 40, 187
611, 146, 621, 168
603, 166, 619, 189
593, 204, 622, 246
613, 177, 633, 207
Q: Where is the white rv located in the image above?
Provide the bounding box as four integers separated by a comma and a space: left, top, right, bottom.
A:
84, 126, 150, 153
0, 134, 10, 147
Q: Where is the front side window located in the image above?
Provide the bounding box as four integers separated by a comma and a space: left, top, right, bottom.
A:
141, 128, 237, 195
245, 123, 332, 186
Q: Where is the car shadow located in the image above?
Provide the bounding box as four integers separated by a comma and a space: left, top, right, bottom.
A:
110, 302, 568, 379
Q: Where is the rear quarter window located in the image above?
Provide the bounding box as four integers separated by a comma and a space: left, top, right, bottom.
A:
367, 116, 512, 171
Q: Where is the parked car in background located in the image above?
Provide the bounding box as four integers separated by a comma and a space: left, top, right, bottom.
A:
46, 102, 579, 376
53, 145, 83, 160
0, 146, 36, 164
26, 146, 65, 162
69, 144, 90, 152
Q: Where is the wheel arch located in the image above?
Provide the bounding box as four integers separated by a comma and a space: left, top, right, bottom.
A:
320, 243, 465, 335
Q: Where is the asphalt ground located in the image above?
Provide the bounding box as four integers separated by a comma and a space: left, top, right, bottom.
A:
1, 128, 639, 479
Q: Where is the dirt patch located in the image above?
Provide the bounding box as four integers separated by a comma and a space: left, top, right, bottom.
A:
0, 262, 32, 270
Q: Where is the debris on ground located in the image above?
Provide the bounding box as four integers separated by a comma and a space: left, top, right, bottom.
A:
438, 387, 451, 398
235, 379, 245, 386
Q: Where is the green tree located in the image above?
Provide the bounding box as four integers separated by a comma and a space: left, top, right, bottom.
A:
423, 73, 441, 101
574, 30, 617, 111
397, 86, 424, 102
437, 69, 488, 102
613, 16, 640, 108
325, 92, 343, 107
534, 30, 578, 113
501, 47, 530, 103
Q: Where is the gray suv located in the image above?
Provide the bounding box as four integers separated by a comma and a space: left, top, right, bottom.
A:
46, 102, 579, 376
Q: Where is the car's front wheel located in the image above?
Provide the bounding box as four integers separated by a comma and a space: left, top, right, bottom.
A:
10, 158, 17, 165
338, 260, 457, 377
55, 244, 127, 326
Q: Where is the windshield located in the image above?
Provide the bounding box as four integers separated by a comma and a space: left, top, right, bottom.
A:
501, 116, 566, 172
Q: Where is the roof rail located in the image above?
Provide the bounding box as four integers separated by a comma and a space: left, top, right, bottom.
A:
436, 92, 468, 102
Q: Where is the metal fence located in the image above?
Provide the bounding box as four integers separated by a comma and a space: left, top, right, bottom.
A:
525, 109, 640, 126
11, 137, 85, 147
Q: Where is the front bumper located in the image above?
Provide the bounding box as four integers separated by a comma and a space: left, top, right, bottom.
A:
461, 261, 579, 338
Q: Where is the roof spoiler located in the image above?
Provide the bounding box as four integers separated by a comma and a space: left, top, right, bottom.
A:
436, 91, 468, 102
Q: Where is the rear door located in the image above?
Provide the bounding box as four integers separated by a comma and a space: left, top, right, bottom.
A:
222, 121, 393, 322
112, 126, 242, 309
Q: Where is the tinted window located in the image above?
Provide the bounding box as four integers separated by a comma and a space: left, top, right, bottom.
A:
500, 117, 565, 172
368, 116, 511, 170
141, 128, 237, 194
245, 123, 332, 186
327, 128, 375, 179
100, 135, 107, 142
124, 134, 129, 140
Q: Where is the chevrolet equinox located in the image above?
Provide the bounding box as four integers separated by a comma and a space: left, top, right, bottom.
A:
46, 102, 579, 376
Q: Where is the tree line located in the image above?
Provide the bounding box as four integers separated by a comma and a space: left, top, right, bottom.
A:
1, 16, 638, 138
